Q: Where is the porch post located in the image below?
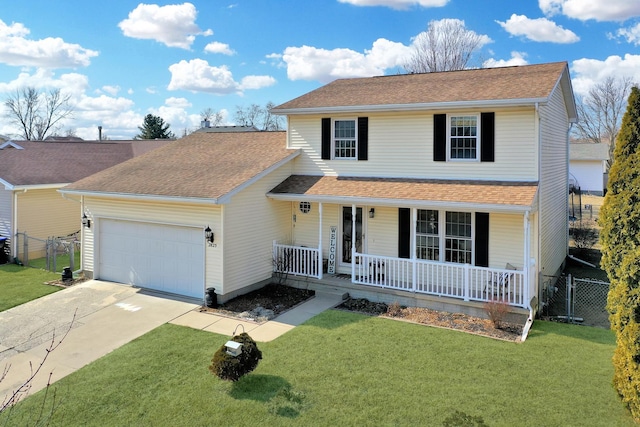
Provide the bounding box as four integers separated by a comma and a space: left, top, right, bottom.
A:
351, 204, 356, 280
523, 211, 531, 307
411, 208, 417, 292
318, 202, 323, 279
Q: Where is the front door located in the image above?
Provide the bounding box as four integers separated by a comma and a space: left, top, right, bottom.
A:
341, 206, 363, 264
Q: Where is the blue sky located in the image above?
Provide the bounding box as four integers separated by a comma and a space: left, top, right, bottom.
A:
0, 0, 639, 139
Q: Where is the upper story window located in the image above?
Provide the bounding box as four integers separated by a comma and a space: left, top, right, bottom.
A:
449, 115, 479, 160
321, 117, 368, 161
333, 119, 357, 159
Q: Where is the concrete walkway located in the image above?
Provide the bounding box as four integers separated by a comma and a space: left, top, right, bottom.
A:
0, 280, 342, 402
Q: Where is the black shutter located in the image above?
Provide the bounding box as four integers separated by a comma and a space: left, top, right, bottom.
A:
357, 117, 368, 160
480, 112, 495, 162
475, 212, 489, 267
321, 118, 331, 160
434, 114, 446, 161
398, 208, 411, 259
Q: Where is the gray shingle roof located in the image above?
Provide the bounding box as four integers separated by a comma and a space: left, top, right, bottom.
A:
0, 140, 168, 187
570, 143, 609, 161
63, 131, 297, 201
273, 62, 569, 112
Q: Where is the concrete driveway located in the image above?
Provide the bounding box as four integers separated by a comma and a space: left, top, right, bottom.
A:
0, 280, 199, 401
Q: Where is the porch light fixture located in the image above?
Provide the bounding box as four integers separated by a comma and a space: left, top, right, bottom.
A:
204, 226, 214, 244
82, 213, 91, 228
369, 208, 375, 219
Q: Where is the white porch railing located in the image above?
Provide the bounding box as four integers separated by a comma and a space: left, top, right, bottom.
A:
272, 243, 526, 307
355, 253, 526, 307
273, 243, 321, 278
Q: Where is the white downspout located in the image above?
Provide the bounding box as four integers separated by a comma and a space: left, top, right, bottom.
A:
351, 204, 356, 280
12, 189, 27, 259
318, 202, 323, 279
521, 210, 534, 342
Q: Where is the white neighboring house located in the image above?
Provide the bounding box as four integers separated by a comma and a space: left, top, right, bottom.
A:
61, 62, 577, 322
569, 143, 609, 195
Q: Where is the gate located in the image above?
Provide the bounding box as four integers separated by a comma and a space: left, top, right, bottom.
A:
14, 231, 80, 272
540, 274, 610, 328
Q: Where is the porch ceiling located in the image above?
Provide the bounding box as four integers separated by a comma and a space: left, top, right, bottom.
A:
268, 175, 538, 212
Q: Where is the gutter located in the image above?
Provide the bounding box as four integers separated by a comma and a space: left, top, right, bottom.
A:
59, 189, 220, 205
272, 97, 550, 115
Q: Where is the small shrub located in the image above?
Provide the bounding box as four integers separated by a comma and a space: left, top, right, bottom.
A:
387, 301, 403, 317
484, 299, 510, 329
571, 219, 599, 253
209, 332, 262, 382
442, 410, 487, 427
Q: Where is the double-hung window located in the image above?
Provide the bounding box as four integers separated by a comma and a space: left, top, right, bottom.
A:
449, 115, 479, 160
445, 211, 472, 264
333, 119, 357, 159
416, 210, 439, 261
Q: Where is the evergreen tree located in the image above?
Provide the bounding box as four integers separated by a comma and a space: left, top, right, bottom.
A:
136, 114, 175, 139
600, 85, 640, 422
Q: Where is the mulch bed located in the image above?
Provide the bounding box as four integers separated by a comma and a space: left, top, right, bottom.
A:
200, 284, 524, 342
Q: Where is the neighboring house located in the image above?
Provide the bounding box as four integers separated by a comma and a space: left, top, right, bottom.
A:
0, 140, 170, 261
61, 62, 576, 321
569, 142, 609, 195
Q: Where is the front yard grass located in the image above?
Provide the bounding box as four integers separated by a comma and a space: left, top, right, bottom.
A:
0, 264, 61, 312
4, 310, 633, 426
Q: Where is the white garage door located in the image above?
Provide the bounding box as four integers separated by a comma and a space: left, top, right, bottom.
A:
99, 219, 204, 298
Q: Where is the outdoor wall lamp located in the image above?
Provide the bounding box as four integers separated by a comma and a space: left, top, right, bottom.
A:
369, 208, 375, 219
204, 225, 214, 244
82, 213, 91, 228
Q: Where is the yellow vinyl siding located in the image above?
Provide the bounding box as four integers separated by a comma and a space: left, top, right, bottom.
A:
16, 188, 80, 258
538, 86, 570, 278
82, 197, 221, 290
288, 109, 537, 181
223, 164, 293, 296
489, 213, 525, 269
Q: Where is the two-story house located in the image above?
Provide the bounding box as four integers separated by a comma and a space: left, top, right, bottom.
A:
61, 62, 576, 321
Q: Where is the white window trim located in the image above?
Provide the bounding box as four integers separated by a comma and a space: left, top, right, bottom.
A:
416, 209, 475, 265
332, 118, 358, 160
447, 113, 481, 162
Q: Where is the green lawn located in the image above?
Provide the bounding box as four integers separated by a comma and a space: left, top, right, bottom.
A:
3, 311, 633, 426
0, 264, 61, 311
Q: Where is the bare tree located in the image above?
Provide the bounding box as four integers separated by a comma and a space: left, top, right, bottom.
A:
200, 108, 224, 127
573, 76, 635, 168
4, 87, 73, 141
405, 19, 487, 73
234, 102, 284, 131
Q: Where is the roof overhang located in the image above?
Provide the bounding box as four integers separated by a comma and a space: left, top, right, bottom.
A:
272, 98, 549, 116
58, 189, 220, 206
1, 181, 69, 191
267, 176, 539, 214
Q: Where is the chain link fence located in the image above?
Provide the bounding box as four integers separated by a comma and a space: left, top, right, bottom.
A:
14, 231, 80, 272
540, 274, 610, 329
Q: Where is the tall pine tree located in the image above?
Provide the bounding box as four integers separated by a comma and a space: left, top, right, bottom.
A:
600, 85, 640, 422
136, 114, 175, 139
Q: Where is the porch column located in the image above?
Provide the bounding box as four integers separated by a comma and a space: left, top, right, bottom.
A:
351, 204, 356, 280
411, 207, 417, 292
523, 211, 531, 306
318, 202, 323, 279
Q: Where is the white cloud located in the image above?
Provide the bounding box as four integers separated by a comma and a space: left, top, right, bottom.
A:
539, 0, 640, 22
571, 54, 640, 96
167, 58, 275, 94
118, 3, 212, 49
497, 14, 579, 43
338, 0, 448, 9
483, 51, 529, 68
0, 19, 98, 68
204, 41, 235, 55
615, 22, 640, 45
280, 38, 412, 83
101, 85, 121, 96
239, 75, 276, 90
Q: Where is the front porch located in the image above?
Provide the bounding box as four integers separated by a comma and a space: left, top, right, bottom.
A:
273, 242, 530, 310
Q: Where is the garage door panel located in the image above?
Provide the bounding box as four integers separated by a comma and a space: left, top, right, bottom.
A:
99, 220, 204, 298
